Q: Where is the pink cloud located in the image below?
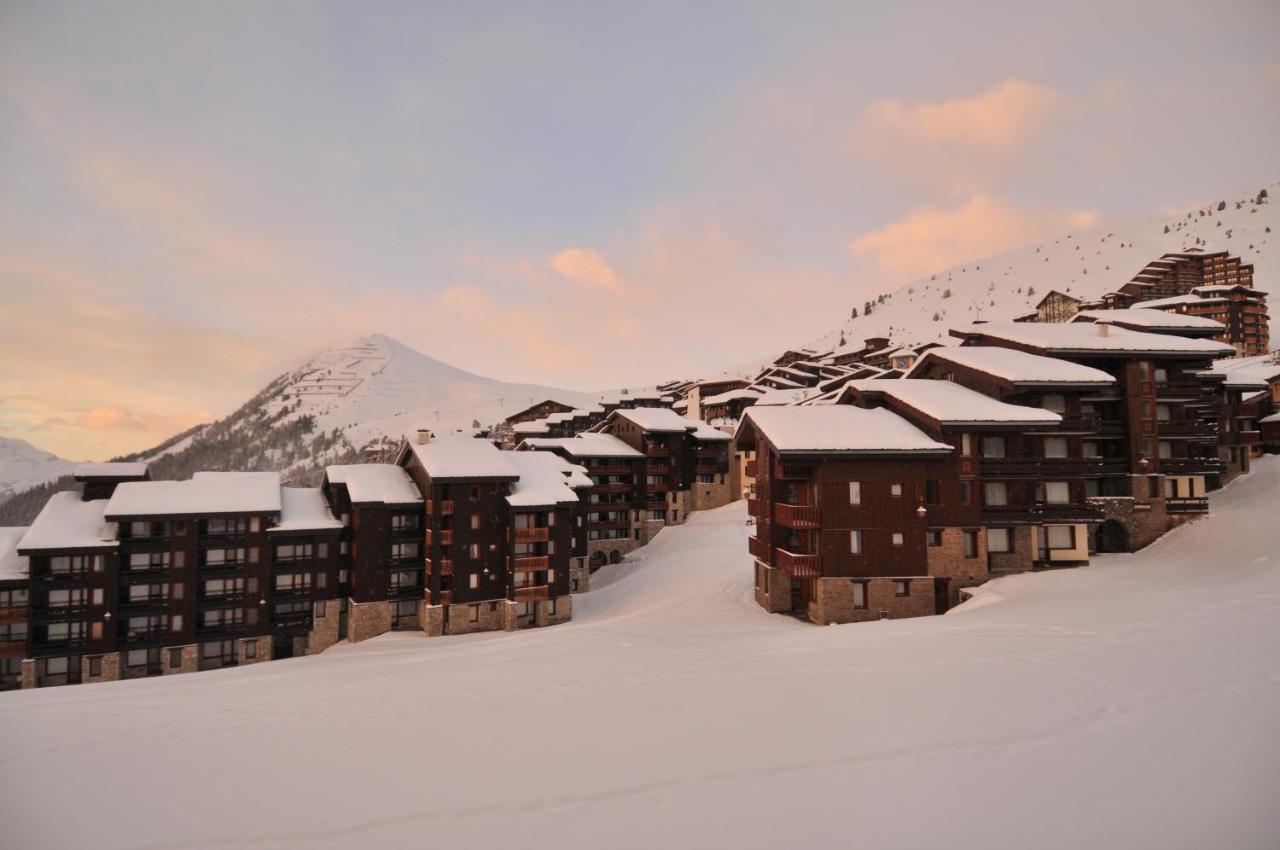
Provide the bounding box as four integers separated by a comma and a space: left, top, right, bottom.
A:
550, 248, 625, 292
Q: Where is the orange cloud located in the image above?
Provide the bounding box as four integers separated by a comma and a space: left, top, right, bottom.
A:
73, 406, 210, 433
550, 248, 624, 292
849, 195, 1098, 280
855, 78, 1065, 155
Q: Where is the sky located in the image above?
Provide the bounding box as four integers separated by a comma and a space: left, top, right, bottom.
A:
1, 1, 1278, 461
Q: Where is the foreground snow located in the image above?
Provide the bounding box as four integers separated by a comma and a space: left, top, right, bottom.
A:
3, 462, 1280, 849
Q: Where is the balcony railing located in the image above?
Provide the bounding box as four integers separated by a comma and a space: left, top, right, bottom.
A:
774, 503, 820, 529
593, 483, 633, 494
512, 555, 550, 572
645, 445, 671, 457
775, 548, 821, 578
514, 527, 550, 543
774, 461, 814, 480
746, 498, 760, 517
747, 535, 764, 559
644, 464, 670, 476
1156, 382, 1208, 400
981, 502, 1104, 523
1158, 421, 1217, 439
514, 585, 550, 601
744, 460, 758, 478
1158, 457, 1224, 475
981, 457, 1128, 478
590, 464, 633, 476
1166, 497, 1209, 514
440, 500, 454, 516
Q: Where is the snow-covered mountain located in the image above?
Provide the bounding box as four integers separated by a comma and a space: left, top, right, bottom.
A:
0, 437, 76, 502
710, 183, 1278, 379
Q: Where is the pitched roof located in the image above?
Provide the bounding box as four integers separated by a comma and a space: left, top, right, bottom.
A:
519, 434, 644, 458
19, 493, 118, 552
1076, 308, 1225, 331
400, 437, 518, 481
953, 321, 1235, 356
73, 462, 149, 480
0, 527, 29, 581
504, 452, 584, 508
270, 488, 344, 533
847, 379, 1060, 426
326, 464, 423, 504
739, 406, 952, 455
909, 346, 1115, 386
612, 407, 694, 432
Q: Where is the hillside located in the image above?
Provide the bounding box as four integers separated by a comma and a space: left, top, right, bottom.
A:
0, 437, 76, 503
0, 335, 598, 522
1, 457, 1276, 849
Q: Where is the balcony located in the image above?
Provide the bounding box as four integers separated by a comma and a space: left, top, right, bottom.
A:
1157, 421, 1217, 439
426, 529, 453, 546
774, 503, 820, 529
1156, 382, 1207, 401
1027, 414, 1099, 433
591, 464, 633, 476
748, 535, 764, 559
440, 500, 454, 516
271, 611, 312, 629
775, 548, 821, 578
645, 499, 667, 511
593, 483, 633, 494
981, 502, 1104, 523
981, 457, 1128, 478
118, 594, 171, 610
1158, 457, 1224, 475
1166, 496, 1209, 514
1235, 430, 1261, 446
745, 460, 758, 478
512, 555, 550, 572
644, 464, 670, 476
514, 527, 550, 543
696, 447, 722, 459
774, 461, 814, 480
746, 498, 760, 517
646, 480, 671, 492
514, 585, 550, 601
645, 445, 671, 457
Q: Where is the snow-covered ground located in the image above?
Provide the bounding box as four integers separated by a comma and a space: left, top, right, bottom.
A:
2, 460, 1279, 849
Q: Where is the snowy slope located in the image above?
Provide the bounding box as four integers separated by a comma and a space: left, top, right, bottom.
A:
2, 458, 1277, 849
711, 183, 1278, 380
0, 437, 76, 502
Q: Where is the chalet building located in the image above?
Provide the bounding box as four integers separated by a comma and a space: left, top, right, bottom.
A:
322, 463, 425, 640
1083, 250, 1269, 356
949, 321, 1235, 551
517, 433, 648, 572
396, 434, 578, 637
1018, 290, 1083, 324
700, 387, 765, 425
0, 527, 31, 690
597, 408, 734, 534
737, 405, 967, 624
684, 378, 751, 420
504, 399, 576, 428
772, 348, 829, 368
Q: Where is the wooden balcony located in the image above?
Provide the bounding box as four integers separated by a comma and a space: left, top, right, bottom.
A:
425, 529, 453, 547
1158, 420, 1217, 439
746, 498, 760, 517
514, 527, 550, 543
1237, 430, 1261, 445
594, 483, 633, 494
646, 479, 671, 492
440, 500, 455, 516
774, 503, 820, 529
591, 464, 633, 476
438, 590, 452, 605
645, 464, 670, 476
696, 447, 722, 459
774, 461, 814, 480
1158, 457, 1224, 475
1156, 382, 1207, 400
981, 457, 1128, 478
744, 460, 758, 478
426, 558, 453, 576
775, 548, 821, 578
645, 499, 667, 511
747, 535, 764, 559
645, 445, 671, 457
1166, 496, 1209, 514
514, 585, 550, 601
512, 555, 550, 572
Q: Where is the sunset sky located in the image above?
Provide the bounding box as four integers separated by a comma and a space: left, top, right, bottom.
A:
2, 1, 1278, 460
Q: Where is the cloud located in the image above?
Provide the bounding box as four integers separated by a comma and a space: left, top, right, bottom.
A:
849, 195, 1098, 280
550, 248, 624, 291
854, 78, 1065, 156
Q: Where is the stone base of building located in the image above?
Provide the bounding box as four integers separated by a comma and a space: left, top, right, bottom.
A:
689, 476, 734, 512
307, 599, 343, 653
587, 537, 641, 568
349, 600, 393, 643
239, 636, 271, 666
164, 644, 199, 675
809, 576, 940, 625
81, 653, 120, 684
19, 659, 35, 689
443, 599, 506, 635
925, 527, 988, 607
569, 556, 590, 593
987, 525, 1037, 576
754, 561, 790, 613
1087, 494, 1171, 552
422, 602, 445, 636
668, 490, 693, 525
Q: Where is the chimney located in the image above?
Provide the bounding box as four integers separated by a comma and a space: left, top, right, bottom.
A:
416, 429, 433, 445
1098, 323, 1110, 337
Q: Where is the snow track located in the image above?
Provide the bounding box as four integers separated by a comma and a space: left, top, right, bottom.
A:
1, 460, 1279, 849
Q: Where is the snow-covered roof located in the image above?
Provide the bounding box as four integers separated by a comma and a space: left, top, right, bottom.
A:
519, 434, 644, 458
512, 419, 550, 434
887, 348, 917, 359
848, 379, 1060, 426
751, 387, 824, 407
1213, 354, 1280, 383
1197, 367, 1269, 391
1138, 294, 1205, 309
612, 407, 695, 433
74, 462, 148, 479
740, 406, 952, 455
689, 422, 732, 442
19, 493, 119, 552
105, 472, 283, 519
327, 464, 423, 504
1193, 284, 1256, 294
954, 321, 1235, 356
504, 452, 583, 508
270, 488, 343, 533
402, 437, 518, 481
1077, 308, 1225, 331
1260, 411, 1280, 424
703, 387, 764, 405
0, 527, 30, 581
545, 411, 576, 424
910, 346, 1116, 386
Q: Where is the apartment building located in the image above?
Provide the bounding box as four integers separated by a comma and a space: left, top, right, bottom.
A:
0, 527, 30, 690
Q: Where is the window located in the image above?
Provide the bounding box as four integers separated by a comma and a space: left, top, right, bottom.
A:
92, 588, 104, 605
0, 588, 27, 607
960, 433, 972, 456
317, 542, 329, 559
126, 649, 149, 668
890, 483, 903, 497
44, 657, 68, 676
171, 615, 183, 631
891, 532, 904, 546
1082, 441, 1099, 458
1041, 394, 1066, 413
963, 530, 978, 558
894, 580, 910, 597
468, 574, 479, 589
89, 656, 103, 677
169, 648, 183, 669
200, 608, 244, 628
1154, 367, 1168, 383
244, 641, 257, 659
470, 513, 480, 530
469, 543, 480, 560
980, 437, 1006, 458
1046, 525, 1075, 550
469, 605, 480, 622
1156, 404, 1171, 423
90, 621, 103, 640
204, 548, 247, 567
390, 542, 419, 560
391, 514, 418, 531
275, 543, 313, 562
315, 601, 326, 618
1043, 437, 1068, 459
849, 481, 861, 505
205, 517, 249, 536
987, 528, 1011, 553
274, 573, 312, 592
0, 623, 27, 641
1163, 478, 1179, 499
46, 621, 85, 641
926, 530, 942, 547
960, 481, 972, 505
1043, 482, 1070, 504
852, 582, 867, 609
129, 551, 170, 571
984, 482, 1008, 506
850, 530, 862, 554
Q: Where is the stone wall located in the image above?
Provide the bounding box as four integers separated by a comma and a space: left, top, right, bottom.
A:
164, 644, 198, 675
809, 576, 938, 625
987, 525, 1036, 576
19, 659, 35, 689
587, 536, 641, 564
81, 653, 120, 685
569, 556, 590, 593
669, 490, 693, 525
421, 602, 445, 636
443, 599, 505, 635
349, 600, 393, 643
536, 595, 573, 627
925, 527, 988, 607
238, 636, 271, 666
1086, 494, 1170, 551
307, 599, 343, 654
689, 476, 734, 513
753, 561, 790, 613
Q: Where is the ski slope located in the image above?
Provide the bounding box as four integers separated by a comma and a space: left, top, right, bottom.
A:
1, 460, 1278, 849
